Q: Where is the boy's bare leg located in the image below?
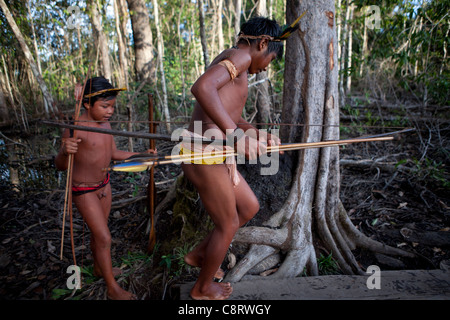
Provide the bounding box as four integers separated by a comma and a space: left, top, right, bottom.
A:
73, 185, 136, 300
88, 186, 123, 278
91, 237, 123, 278
182, 163, 259, 300
184, 170, 259, 280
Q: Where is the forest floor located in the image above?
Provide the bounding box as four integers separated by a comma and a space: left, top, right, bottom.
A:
0, 96, 449, 300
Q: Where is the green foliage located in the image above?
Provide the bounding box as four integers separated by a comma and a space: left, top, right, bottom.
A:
159, 243, 195, 278
0, 0, 447, 124
124, 172, 142, 197
347, 0, 449, 105
411, 157, 450, 189
317, 252, 341, 275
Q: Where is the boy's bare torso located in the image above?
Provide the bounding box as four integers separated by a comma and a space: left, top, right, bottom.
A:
188, 48, 248, 134
72, 114, 113, 185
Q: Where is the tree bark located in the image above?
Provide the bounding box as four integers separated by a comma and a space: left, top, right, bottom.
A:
255, 0, 272, 129
338, 0, 348, 109
152, 0, 171, 132
225, 0, 414, 283
114, 0, 129, 89
0, 0, 57, 116
0, 81, 8, 122
345, 3, 353, 93
197, 0, 210, 67
127, 0, 155, 82
89, 0, 112, 81
234, 0, 242, 36
359, 6, 368, 77
176, 0, 187, 109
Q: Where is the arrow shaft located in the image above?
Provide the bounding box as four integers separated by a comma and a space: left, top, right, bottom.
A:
108, 136, 395, 172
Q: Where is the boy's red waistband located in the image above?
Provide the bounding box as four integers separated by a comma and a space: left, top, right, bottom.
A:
72, 173, 110, 196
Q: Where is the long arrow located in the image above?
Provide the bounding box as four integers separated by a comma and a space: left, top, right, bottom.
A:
105, 136, 395, 172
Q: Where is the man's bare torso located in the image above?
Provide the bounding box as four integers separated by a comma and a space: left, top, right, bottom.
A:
188, 48, 248, 135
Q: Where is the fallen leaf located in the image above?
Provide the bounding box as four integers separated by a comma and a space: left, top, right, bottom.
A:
400, 227, 413, 238
47, 240, 56, 253
260, 268, 278, 276
2, 237, 12, 245
438, 200, 449, 210
432, 247, 443, 254
227, 252, 236, 269
20, 270, 32, 275
397, 202, 408, 209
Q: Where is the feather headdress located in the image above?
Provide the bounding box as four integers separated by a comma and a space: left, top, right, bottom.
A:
276, 11, 307, 41
236, 11, 307, 44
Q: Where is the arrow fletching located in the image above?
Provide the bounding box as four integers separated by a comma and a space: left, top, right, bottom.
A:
276, 11, 307, 40
109, 161, 154, 172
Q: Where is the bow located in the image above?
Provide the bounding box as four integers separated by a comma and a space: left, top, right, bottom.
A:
60, 66, 91, 264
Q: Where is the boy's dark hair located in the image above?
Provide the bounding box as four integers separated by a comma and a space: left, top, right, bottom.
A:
238, 16, 284, 59
82, 77, 118, 106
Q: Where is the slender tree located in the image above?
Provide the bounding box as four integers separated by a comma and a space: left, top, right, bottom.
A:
0, 0, 57, 116
127, 0, 155, 82
114, 0, 129, 89
89, 0, 112, 81
234, 0, 242, 36
152, 0, 171, 132
197, 0, 210, 67
254, 0, 271, 128
0, 78, 7, 122
345, 2, 353, 92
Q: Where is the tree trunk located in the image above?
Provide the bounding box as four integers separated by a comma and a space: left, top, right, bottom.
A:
127, 0, 155, 82
152, 0, 171, 132
359, 8, 368, 77
255, 0, 271, 129
234, 0, 242, 36
338, 0, 348, 109
176, 0, 187, 110
0, 81, 8, 122
345, 3, 353, 93
217, 0, 225, 52
90, 0, 112, 81
114, 0, 129, 89
225, 0, 414, 283
197, 0, 210, 67
0, 0, 57, 117
27, 1, 42, 75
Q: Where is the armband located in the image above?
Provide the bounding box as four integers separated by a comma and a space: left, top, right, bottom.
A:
218, 59, 238, 81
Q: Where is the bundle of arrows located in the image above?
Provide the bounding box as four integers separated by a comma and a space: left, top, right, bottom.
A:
105, 135, 397, 173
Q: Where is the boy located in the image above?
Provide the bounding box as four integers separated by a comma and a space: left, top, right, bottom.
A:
181, 17, 283, 300
55, 77, 156, 300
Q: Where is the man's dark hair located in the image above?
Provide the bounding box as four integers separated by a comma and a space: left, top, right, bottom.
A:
238, 16, 284, 59
82, 76, 118, 106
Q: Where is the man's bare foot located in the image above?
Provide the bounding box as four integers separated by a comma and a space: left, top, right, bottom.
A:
184, 252, 225, 279
93, 266, 123, 278
190, 282, 233, 300
107, 284, 137, 300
